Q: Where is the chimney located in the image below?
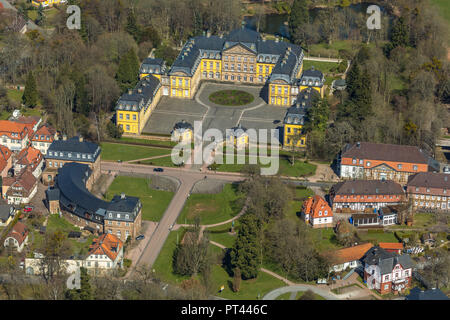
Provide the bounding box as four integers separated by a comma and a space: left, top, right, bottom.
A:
275, 36, 279, 43
62, 134, 67, 141
79, 136, 83, 142
356, 142, 361, 148
121, 193, 126, 199
128, 89, 133, 95
206, 30, 211, 38
138, 88, 142, 94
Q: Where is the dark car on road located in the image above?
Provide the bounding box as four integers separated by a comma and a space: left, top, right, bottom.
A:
153, 168, 164, 172
136, 235, 145, 241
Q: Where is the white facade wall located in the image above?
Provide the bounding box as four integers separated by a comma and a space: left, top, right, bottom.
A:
311, 216, 333, 226
340, 164, 364, 179
31, 141, 52, 155
7, 184, 37, 205
0, 135, 29, 152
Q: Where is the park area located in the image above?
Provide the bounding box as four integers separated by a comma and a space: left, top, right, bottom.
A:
177, 184, 244, 225
105, 176, 174, 221
152, 229, 286, 300
208, 90, 254, 106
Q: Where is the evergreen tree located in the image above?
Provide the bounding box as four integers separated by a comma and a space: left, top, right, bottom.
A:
230, 213, 261, 280
391, 17, 409, 48
116, 49, 139, 92
72, 72, 89, 116
22, 71, 38, 108
65, 267, 92, 300
125, 9, 140, 42
36, 4, 46, 26
140, 26, 161, 48
305, 97, 329, 132
288, 0, 309, 45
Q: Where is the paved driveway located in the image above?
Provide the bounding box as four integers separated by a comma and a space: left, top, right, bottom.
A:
263, 285, 340, 300
143, 82, 286, 143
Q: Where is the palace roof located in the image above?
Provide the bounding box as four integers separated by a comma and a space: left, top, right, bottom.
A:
116, 74, 161, 112
407, 172, 450, 189
331, 180, 404, 196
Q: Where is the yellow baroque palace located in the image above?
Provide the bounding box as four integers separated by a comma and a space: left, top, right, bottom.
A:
116, 27, 325, 138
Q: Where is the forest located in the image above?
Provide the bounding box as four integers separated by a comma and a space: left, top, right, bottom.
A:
0, 0, 448, 162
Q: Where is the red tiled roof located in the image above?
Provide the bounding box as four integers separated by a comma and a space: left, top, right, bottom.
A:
329, 243, 373, 265
88, 233, 123, 261
15, 146, 42, 170
7, 221, 29, 246
0, 120, 29, 140
0, 145, 12, 172
31, 125, 55, 142
302, 195, 333, 219
379, 242, 403, 250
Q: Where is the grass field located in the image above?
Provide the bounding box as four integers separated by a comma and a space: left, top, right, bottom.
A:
296, 290, 326, 300
7, 89, 22, 103
310, 226, 343, 253
100, 142, 171, 161
431, 0, 450, 22
118, 137, 176, 147
205, 222, 238, 249
209, 90, 254, 106
285, 187, 314, 222
177, 184, 244, 225
303, 60, 340, 74
357, 230, 398, 244
139, 155, 180, 168
105, 176, 174, 221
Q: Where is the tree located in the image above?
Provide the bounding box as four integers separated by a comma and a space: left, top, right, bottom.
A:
230, 213, 261, 280
305, 97, 329, 132
65, 267, 92, 300
35, 4, 46, 26
289, 0, 309, 46
107, 121, 123, 139
116, 49, 139, 92
335, 220, 357, 246
125, 9, 140, 42
232, 268, 241, 292
173, 218, 209, 276
22, 71, 38, 108
391, 17, 409, 49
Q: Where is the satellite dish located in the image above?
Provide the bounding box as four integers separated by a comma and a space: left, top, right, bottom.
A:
12, 109, 21, 118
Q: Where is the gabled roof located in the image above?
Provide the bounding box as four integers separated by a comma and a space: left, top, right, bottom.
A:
5, 169, 37, 197
407, 172, 450, 189
47, 136, 100, 157
362, 246, 414, 274
302, 195, 333, 219
0, 145, 12, 172
379, 242, 404, 250
341, 142, 429, 164
116, 74, 161, 112
331, 180, 404, 196
15, 146, 43, 170
7, 221, 28, 246
0, 120, 30, 140
329, 243, 373, 265
31, 125, 56, 142
88, 233, 123, 261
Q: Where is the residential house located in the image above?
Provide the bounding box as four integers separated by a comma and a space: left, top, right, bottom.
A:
4, 221, 29, 253
25, 233, 124, 276
362, 246, 414, 295
379, 242, 404, 255
0, 203, 14, 227
407, 172, 450, 212
31, 125, 56, 155
330, 180, 406, 213
13, 146, 43, 178
43, 135, 101, 185
11, 116, 41, 134
0, 145, 12, 178
301, 195, 333, 228
171, 120, 193, 143
47, 162, 142, 241
2, 169, 37, 205
0, 120, 31, 151
339, 142, 437, 184
328, 242, 373, 273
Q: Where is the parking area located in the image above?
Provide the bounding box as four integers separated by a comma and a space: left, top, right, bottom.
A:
143, 82, 288, 144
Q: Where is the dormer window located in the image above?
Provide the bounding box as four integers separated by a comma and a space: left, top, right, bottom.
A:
109, 213, 112, 218
82, 154, 86, 159
125, 214, 129, 219
77, 154, 80, 158
117, 214, 121, 219
59, 152, 63, 157
398, 164, 402, 169
68, 153, 72, 158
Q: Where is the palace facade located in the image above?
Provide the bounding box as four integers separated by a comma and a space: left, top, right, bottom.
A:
117, 27, 326, 135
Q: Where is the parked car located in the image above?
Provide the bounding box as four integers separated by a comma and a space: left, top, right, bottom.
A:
23, 206, 33, 212
136, 235, 145, 241
153, 168, 164, 172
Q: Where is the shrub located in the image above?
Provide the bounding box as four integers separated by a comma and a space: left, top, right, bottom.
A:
123, 258, 132, 268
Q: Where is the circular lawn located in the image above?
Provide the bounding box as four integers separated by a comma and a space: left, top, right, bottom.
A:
208, 90, 254, 106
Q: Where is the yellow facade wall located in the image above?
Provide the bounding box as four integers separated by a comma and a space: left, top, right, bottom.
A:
283, 124, 306, 147
300, 85, 323, 98
256, 63, 274, 80
269, 84, 291, 106
200, 59, 222, 77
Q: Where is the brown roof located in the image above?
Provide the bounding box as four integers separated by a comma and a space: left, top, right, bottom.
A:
329, 243, 373, 265
331, 180, 404, 196
379, 242, 403, 250
15, 146, 42, 170
0, 145, 12, 172
7, 221, 29, 246
407, 172, 450, 189
88, 233, 123, 261
5, 169, 37, 197
342, 142, 428, 164
32, 125, 56, 142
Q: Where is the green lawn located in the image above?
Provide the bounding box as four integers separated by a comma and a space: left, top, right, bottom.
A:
285, 187, 314, 222
205, 222, 238, 249
209, 90, 254, 106
296, 290, 326, 300
0, 111, 10, 120
100, 142, 171, 161
177, 184, 244, 225
386, 213, 435, 230
310, 226, 343, 252
276, 292, 292, 300
47, 215, 80, 233
117, 137, 176, 147
139, 155, 181, 168
357, 231, 399, 244
303, 60, 340, 74
153, 230, 285, 300
7, 89, 22, 103
105, 176, 174, 221
431, 0, 450, 22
